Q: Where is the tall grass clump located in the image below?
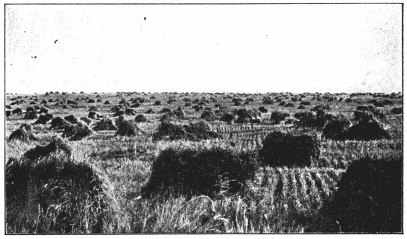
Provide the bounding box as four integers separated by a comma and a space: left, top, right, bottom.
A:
141, 140, 258, 198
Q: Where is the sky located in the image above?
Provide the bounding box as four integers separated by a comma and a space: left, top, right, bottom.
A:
5, 4, 402, 94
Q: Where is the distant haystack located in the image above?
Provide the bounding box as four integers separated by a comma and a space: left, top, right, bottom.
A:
51, 117, 72, 130
354, 105, 384, 120
33, 114, 53, 125
353, 110, 374, 122
270, 111, 290, 124
113, 110, 124, 117
26, 106, 35, 112
116, 118, 137, 136
63, 122, 92, 141
111, 105, 124, 113
200, 110, 217, 122
284, 117, 297, 125
311, 104, 330, 111
173, 106, 186, 119
294, 110, 327, 129
12, 108, 23, 115
135, 114, 147, 123
234, 109, 262, 124
88, 111, 99, 119
297, 105, 306, 110
258, 106, 268, 113
193, 105, 204, 111
160, 112, 178, 122
24, 111, 38, 120
23, 137, 72, 161
153, 121, 187, 140
64, 115, 79, 124
335, 116, 391, 141
153, 120, 220, 141
131, 102, 141, 108
322, 115, 351, 139
220, 112, 235, 124
390, 107, 402, 115
125, 108, 136, 116
160, 108, 172, 113
93, 118, 117, 131
39, 106, 49, 114
145, 108, 154, 114
373, 102, 384, 107
383, 99, 394, 105
8, 124, 38, 142
80, 116, 92, 125
184, 120, 220, 140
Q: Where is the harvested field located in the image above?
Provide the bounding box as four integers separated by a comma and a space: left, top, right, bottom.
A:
5, 91, 402, 233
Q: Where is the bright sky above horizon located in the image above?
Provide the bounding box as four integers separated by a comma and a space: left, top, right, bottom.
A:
5, 4, 402, 94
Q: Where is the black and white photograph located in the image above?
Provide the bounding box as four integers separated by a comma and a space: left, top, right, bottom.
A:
3, 1, 403, 234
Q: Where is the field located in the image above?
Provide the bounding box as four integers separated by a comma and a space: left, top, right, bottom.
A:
5, 91, 403, 233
